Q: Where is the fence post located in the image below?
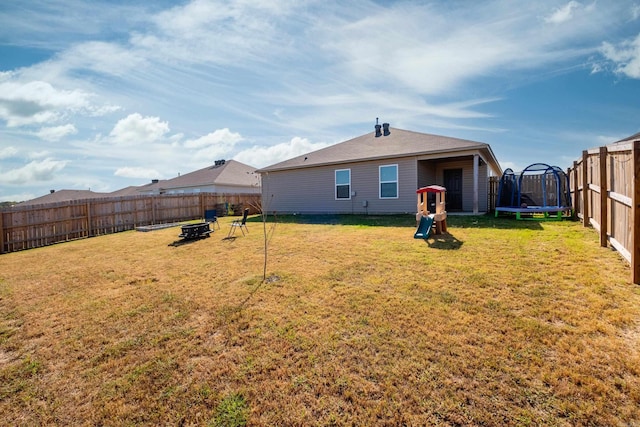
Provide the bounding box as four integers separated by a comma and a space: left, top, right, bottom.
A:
632, 141, 640, 285
571, 161, 578, 220
0, 210, 4, 254
582, 150, 589, 228
599, 146, 608, 247
86, 201, 93, 237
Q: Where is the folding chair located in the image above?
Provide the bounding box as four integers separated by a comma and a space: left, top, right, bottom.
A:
204, 209, 220, 230
227, 208, 249, 238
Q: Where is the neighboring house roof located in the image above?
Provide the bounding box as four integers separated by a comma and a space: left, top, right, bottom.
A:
17, 189, 107, 206
158, 159, 259, 191
128, 180, 169, 194
108, 186, 144, 197
258, 127, 501, 174
614, 131, 640, 143
18, 160, 260, 206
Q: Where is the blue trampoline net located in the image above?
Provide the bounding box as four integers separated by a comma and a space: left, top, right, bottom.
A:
497, 163, 571, 209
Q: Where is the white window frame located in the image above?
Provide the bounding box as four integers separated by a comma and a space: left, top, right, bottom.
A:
335, 168, 351, 200
379, 164, 398, 199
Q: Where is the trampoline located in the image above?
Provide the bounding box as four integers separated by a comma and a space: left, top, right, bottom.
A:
495, 163, 572, 220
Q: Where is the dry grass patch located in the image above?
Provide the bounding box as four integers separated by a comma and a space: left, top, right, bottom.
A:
1, 214, 639, 425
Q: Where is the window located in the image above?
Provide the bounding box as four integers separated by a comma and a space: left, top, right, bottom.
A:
335, 169, 351, 200
379, 164, 398, 198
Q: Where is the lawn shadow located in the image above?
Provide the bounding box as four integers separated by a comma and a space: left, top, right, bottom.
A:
423, 232, 464, 250
168, 236, 211, 247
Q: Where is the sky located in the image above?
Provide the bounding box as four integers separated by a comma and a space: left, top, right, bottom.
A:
1, 0, 640, 202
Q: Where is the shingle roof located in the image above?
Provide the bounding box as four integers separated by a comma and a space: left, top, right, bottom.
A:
108, 186, 146, 197
17, 189, 107, 206
159, 159, 259, 190
16, 160, 259, 206
614, 131, 640, 143
259, 127, 501, 173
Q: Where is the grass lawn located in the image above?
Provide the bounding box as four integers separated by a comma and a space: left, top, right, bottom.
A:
1, 214, 639, 426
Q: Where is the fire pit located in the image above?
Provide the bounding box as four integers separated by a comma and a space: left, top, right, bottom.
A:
178, 222, 212, 240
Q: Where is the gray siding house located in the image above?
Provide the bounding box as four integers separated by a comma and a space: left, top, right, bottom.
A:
258, 126, 501, 214
137, 160, 261, 196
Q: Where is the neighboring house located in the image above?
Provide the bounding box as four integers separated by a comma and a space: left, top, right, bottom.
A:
613, 131, 640, 144
16, 189, 108, 206
258, 125, 502, 214
137, 160, 261, 196
18, 160, 260, 206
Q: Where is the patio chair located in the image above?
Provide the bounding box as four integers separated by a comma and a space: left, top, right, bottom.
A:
204, 209, 220, 230
227, 208, 249, 238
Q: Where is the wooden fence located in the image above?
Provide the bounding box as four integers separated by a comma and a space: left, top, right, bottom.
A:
567, 140, 640, 284
488, 176, 499, 212
0, 193, 260, 254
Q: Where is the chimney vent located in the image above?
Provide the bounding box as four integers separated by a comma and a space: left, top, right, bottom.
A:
152, 179, 159, 184
383, 123, 390, 136
50, 189, 55, 194
374, 117, 382, 137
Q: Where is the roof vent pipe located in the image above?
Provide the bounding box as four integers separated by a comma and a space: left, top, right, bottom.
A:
382, 123, 390, 136
374, 117, 382, 137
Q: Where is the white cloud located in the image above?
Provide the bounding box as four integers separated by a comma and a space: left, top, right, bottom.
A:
135, 0, 296, 66
0, 146, 19, 159
28, 150, 51, 159
109, 113, 170, 145
181, 128, 243, 161
0, 158, 67, 184
234, 137, 331, 169
545, 1, 582, 24
600, 34, 640, 78
0, 79, 114, 127
35, 124, 78, 141
57, 41, 147, 77
320, 2, 603, 98
183, 128, 243, 149
114, 166, 162, 179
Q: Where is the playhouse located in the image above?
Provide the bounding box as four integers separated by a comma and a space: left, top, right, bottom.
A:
414, 185, 447, 239
495, 163, 572, 219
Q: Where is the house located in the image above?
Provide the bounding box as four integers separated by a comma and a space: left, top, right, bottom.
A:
136, 160, 261, 195
613, 131, 640, 144
16, 189, 108, 206
258, 124, 502, 215
18, 160, 260, 206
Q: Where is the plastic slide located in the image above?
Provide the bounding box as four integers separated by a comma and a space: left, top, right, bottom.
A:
414, 215, 434, 239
